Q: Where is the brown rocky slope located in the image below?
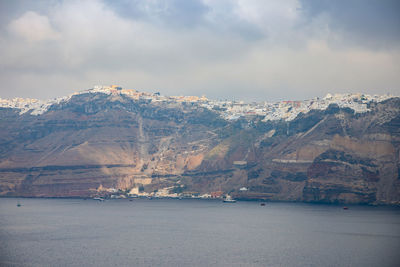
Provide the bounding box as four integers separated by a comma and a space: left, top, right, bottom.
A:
0, 92, 399, 204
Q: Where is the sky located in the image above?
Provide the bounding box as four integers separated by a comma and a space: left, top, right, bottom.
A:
0, 0, 399, 101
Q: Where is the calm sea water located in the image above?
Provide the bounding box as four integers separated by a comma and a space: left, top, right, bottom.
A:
0, 198, 399, 267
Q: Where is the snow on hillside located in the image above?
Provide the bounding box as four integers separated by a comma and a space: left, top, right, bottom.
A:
0, 85, 396, 121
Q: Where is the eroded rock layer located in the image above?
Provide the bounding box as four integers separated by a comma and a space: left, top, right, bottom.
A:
0, 92, 399, 204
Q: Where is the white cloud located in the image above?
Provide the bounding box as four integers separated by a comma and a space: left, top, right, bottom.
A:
234, 0, 300, 31
8, 11, 60, 42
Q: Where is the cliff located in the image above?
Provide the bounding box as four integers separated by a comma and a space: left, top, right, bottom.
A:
0, 88, 399, 204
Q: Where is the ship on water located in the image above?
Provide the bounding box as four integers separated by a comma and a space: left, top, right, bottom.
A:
223, 195, 236, 203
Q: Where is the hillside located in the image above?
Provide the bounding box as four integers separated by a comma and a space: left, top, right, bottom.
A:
0, 86, 399, 204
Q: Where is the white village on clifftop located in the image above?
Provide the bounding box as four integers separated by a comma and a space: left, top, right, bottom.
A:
0, 85, 395, 121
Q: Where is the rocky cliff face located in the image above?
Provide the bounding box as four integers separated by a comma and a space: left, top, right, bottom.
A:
0, 91, 399, 204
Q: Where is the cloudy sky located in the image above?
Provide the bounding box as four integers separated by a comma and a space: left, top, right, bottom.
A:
0, 0, 399, 101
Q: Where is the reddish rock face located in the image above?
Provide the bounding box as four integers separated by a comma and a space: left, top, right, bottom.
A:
0, 93, 399, 204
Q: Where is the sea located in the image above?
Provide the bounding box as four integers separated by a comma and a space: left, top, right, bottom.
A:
0, 198, 399, 267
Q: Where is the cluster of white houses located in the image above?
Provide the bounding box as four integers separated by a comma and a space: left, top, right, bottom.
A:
0, 85, 395, 121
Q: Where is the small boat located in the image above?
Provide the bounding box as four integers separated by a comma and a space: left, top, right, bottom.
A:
343, 206, 349, 210
17, 202, 21, 207
260, 203, 266, 206
223, 195, 236, 203
93, 197, 105, 201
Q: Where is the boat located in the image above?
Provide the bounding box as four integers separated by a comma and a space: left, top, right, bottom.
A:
343, 206, 349, 210
260, 203, 266, 206
93, 197, 105, 201
223, 195, 236, 203
17, 202, 21, 207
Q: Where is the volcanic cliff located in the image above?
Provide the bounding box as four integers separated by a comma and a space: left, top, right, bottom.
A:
0, 87, 399, 204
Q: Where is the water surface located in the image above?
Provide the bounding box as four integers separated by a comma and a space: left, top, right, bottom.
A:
1, 198, 399, 266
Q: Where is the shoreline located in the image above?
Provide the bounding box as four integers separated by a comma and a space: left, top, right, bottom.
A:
1, 195, 399, 207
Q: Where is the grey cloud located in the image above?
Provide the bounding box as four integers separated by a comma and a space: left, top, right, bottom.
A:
104, 0, 264, 40
0, 0, 399, 101
104, 0, 209, 28
299, 0, 400, 49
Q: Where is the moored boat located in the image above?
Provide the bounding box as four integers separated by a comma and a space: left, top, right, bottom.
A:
223, 195, 236, 203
